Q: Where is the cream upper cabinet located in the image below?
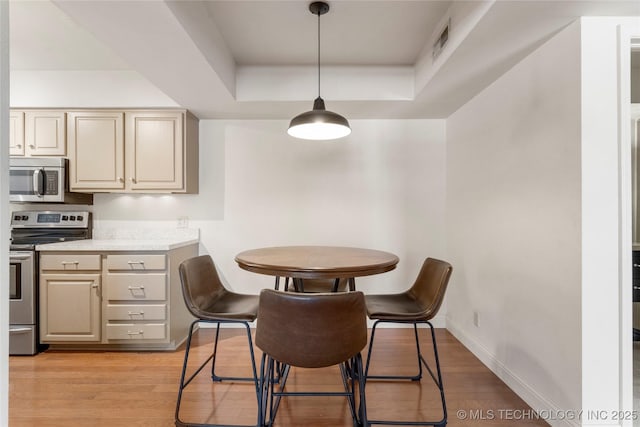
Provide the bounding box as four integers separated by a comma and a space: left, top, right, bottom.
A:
10, 110, 67, 156
125, 111, 184, 191
24, 111, 66, 156
67, 111, 126, 191
68, 109, 198, 194
9, 111, 25, 156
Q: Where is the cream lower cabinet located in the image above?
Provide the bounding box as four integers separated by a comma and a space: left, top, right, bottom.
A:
39, 244, 197, 350
105, 254, 170, 344
67, 109, 198, 194
40, 254, 102, 342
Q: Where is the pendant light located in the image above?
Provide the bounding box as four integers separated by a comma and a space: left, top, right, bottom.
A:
288, 1, 351, 140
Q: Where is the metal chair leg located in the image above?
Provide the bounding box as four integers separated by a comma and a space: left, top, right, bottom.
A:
175, 319, 260, 427
211, 321, 258, 383
260, 353, 366, 427
364, 320, 446, 426
340, 354, 368, 427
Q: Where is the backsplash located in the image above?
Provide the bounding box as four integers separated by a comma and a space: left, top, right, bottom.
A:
93, 226, 199, 241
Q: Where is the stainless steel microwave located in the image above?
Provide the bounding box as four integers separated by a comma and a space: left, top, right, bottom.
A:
9, 157, 92, 204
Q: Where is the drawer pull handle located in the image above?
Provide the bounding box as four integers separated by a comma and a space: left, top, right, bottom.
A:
634, 286, 640, 290
128, 286, 145, 291
128, 311, 145, 316
61, 261, 79, 265
127, 330, 144, 336
127, 261, 145, 267
634, 264, 640, 268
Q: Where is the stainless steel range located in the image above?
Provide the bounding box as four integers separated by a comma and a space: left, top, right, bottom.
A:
9, 210, 91, 355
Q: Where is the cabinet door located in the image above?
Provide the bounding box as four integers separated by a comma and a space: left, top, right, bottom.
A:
9, 111, 25, 156
25, 111, 66, 156
125, 111, 184, 191
40, 273, 101, 342
67, 111, 125, 191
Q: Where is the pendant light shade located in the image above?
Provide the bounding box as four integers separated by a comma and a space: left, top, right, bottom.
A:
288, 2, 351, 141
288, 97, 351, 140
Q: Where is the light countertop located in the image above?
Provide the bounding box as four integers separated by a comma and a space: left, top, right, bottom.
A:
36, 227, 200, 252
36, 238, 199, 252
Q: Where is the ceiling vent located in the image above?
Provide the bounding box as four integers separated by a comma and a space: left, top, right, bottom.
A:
432, 19, 450, 60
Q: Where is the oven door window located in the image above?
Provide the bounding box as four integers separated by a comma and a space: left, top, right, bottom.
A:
10, 261, 22, 300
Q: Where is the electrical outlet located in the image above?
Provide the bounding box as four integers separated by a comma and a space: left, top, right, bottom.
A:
177, 216, 189, 228
473, 311, 479, 327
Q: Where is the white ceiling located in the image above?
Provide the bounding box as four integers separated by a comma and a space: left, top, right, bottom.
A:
9, 0, 640, 120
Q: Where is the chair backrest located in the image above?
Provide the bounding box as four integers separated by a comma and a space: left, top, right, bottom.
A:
256, 289, 367, 368
407, 258, 453, 321
178, 255, 227, 319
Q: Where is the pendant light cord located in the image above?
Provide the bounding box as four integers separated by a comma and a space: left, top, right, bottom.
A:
317, 9, 321, 98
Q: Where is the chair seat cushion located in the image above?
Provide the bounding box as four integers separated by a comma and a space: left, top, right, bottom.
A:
196, 293, 259, 322
365, 293, 428, 321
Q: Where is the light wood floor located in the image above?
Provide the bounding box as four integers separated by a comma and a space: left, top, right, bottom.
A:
9, 328, 548, 427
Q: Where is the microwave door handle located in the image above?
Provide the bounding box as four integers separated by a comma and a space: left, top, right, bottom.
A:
33, 168, 45, 196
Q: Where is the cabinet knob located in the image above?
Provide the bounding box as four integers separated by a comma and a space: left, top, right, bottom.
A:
130, 177, 137, 184
118, 177, 124, 183
15, 144, 22, 148
29, 144, 35, 149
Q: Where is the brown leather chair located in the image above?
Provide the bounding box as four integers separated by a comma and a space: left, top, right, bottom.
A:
175, 255, 260, 427
256, 289, 368, 427
364, 257, 452, 427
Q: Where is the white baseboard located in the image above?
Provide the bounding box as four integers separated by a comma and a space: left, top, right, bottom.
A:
445, 318, 580, 427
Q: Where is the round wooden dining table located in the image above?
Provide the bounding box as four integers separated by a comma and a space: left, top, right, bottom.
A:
235, 245, 399, 291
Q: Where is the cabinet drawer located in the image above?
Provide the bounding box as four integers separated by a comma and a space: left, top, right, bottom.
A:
106, 323, 166, 340
106, 304, 167, 321
40, 254, 101, 271
106, 254, 166, 271
106, 274, 166, 300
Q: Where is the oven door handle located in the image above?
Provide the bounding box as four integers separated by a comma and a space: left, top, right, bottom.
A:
33, 168, 45, 196
9, 327, 33, 334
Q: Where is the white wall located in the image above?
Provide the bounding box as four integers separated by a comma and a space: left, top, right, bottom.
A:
10, 70, 178, 108
446, 16, 640, 426
92, 119, 448, 317
446, 20, 583, 424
